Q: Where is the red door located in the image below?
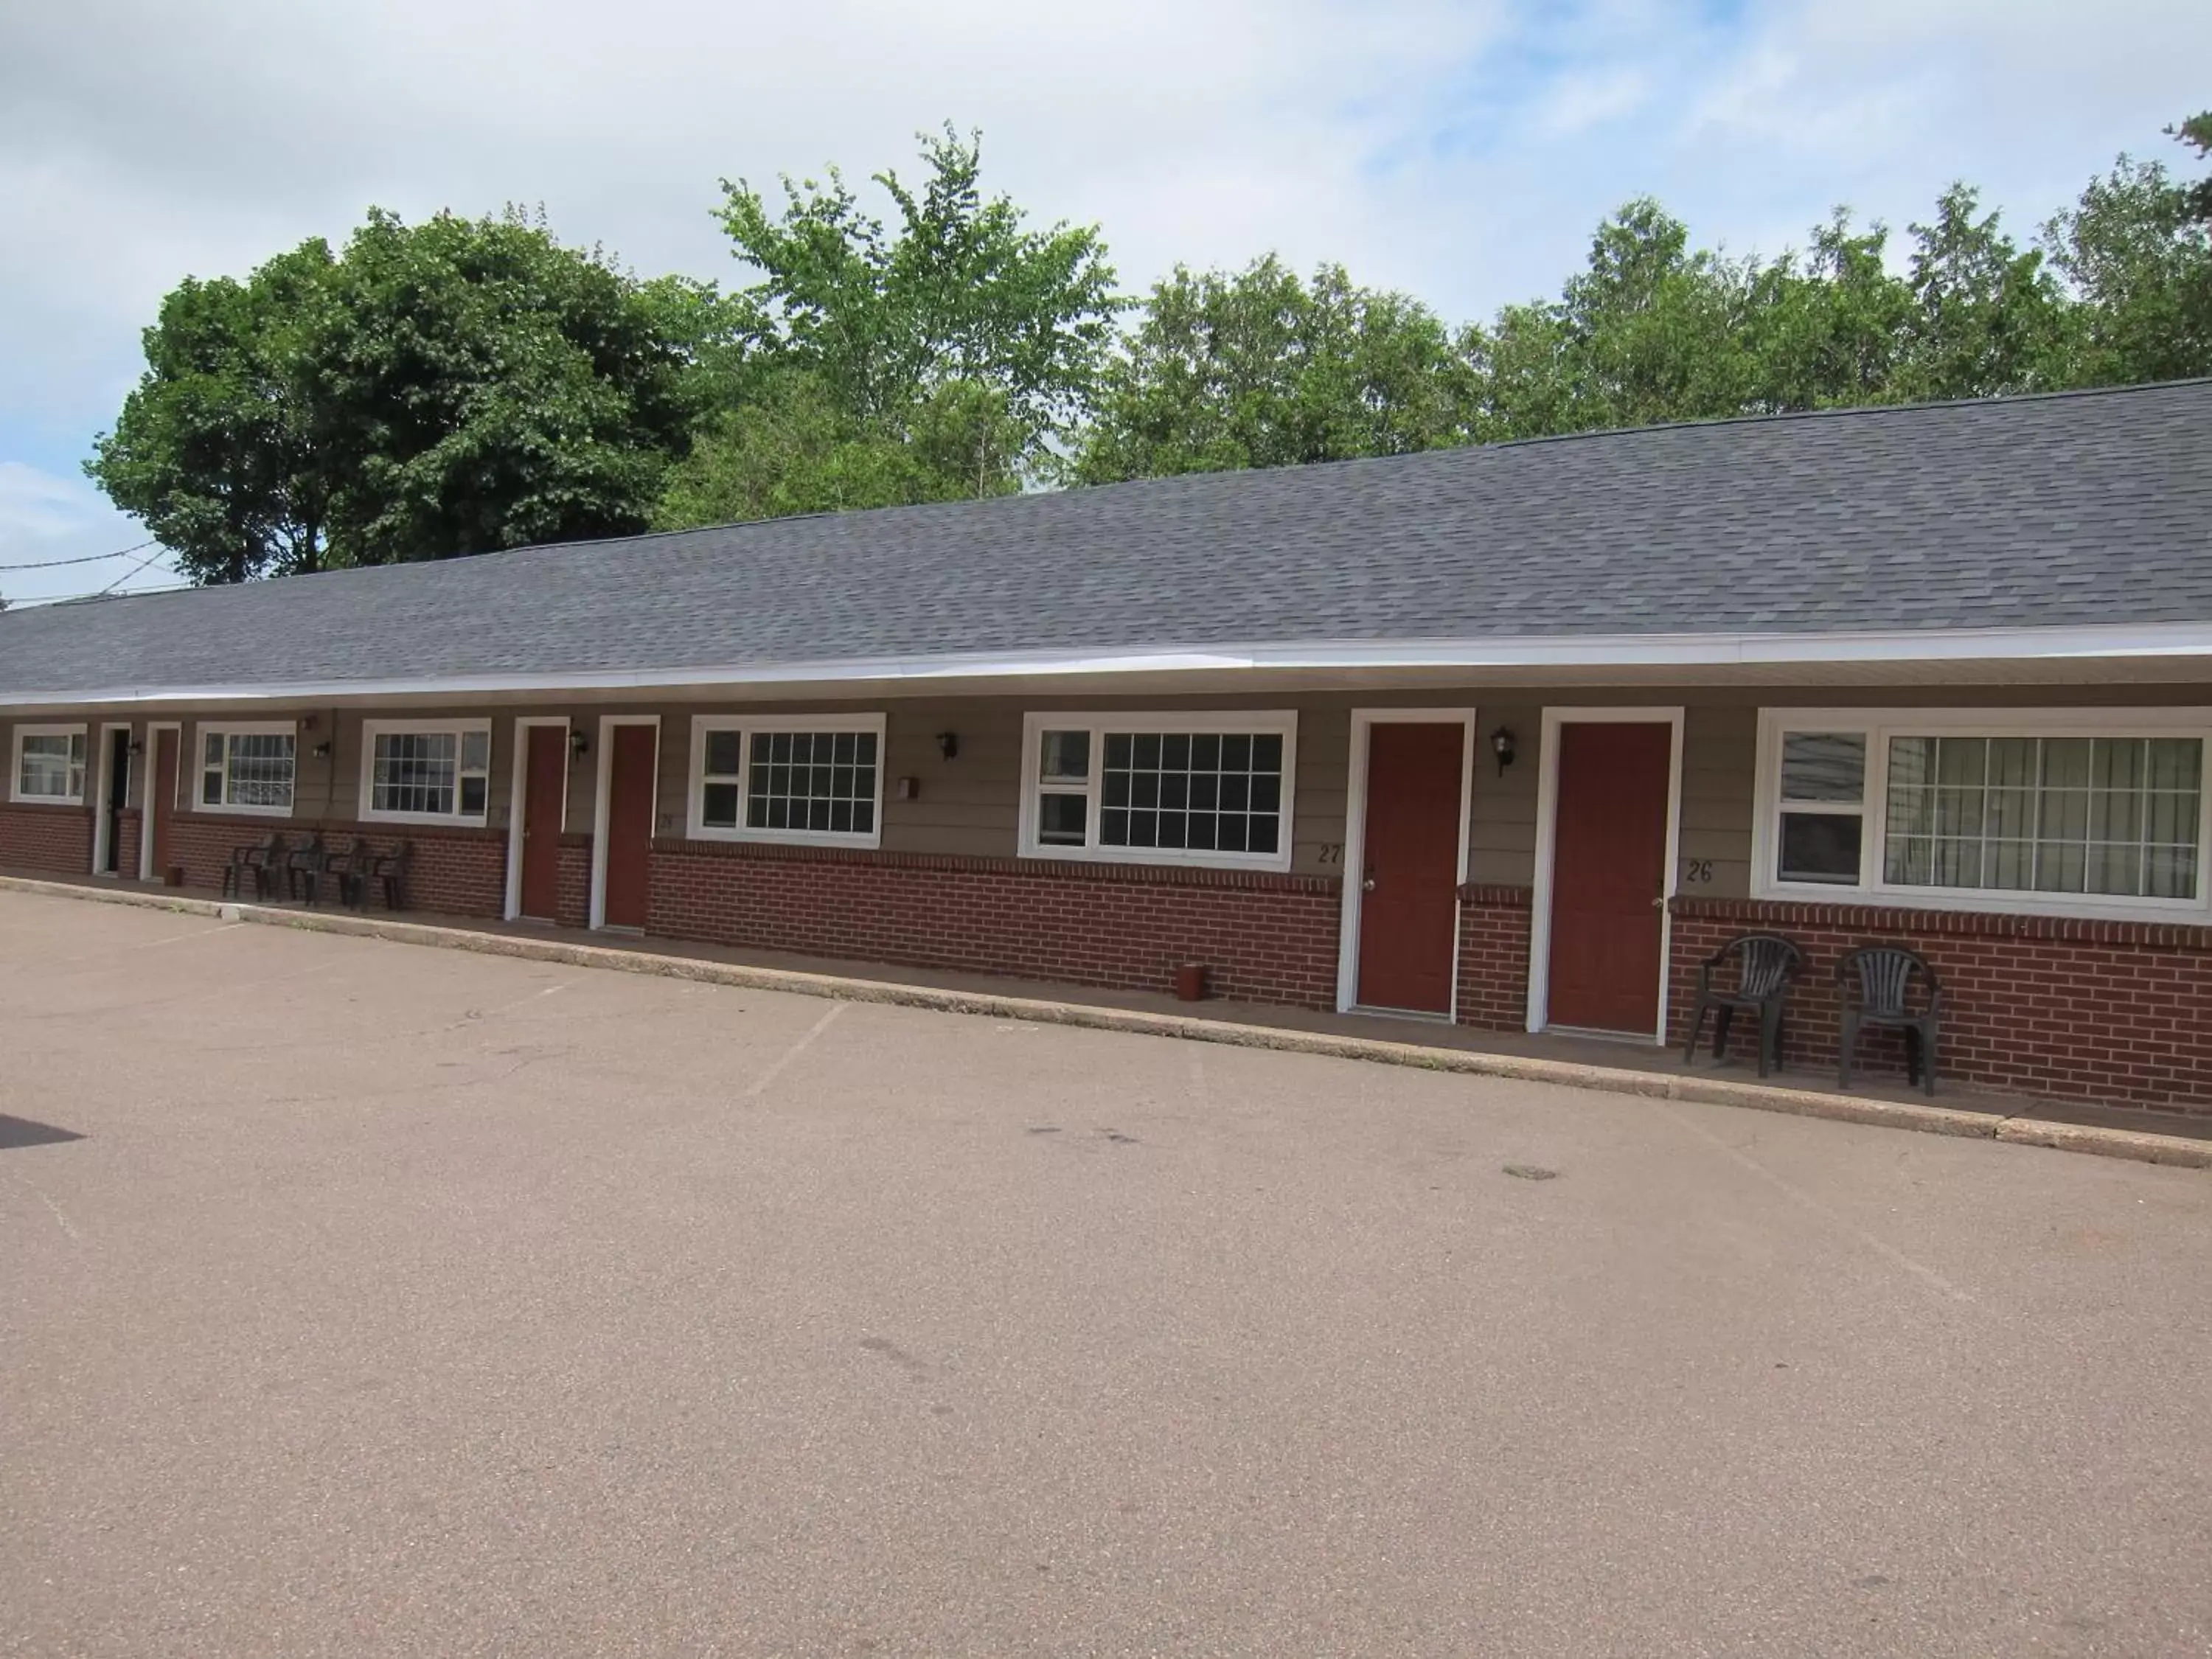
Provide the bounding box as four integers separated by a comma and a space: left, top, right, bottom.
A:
519, 725, 567, 921
1356, 723, 1465, 1014
1546, 722, 1672, 1034
602, 725, 655, 929
147, 728, 177, 879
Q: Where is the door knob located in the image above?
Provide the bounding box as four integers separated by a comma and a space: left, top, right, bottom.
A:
1363, 877, 1378, 891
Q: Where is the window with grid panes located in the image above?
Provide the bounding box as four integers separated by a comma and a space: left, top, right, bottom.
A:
200, 728, 295, 812
368, 726, 490, 821
14, 728, 87, 804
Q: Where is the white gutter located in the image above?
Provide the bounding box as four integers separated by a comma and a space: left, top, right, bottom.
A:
7, 622, 2212, 709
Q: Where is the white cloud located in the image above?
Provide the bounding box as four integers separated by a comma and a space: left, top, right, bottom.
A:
0, 463, 178, 607
1, 0, 2207, 557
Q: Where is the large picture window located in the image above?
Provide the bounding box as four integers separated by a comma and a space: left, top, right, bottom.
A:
687, 715, 885, 846
361, 720, 492, 824
1757, 711, 2208, 914
11, 725, 88, 805
197, 723, 296, 815
1019, 712, 1297, 871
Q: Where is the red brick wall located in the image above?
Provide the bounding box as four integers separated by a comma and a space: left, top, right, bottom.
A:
1455, 884, 1533, 1031
160, 815, 507, 915
557, 835, 591, 928
116, 809, 141, 881
648, 838, 1343, 1007
0, 803, 91, 874
1670, 897, 2212, 1114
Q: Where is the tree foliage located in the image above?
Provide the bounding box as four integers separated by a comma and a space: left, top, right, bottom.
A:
1074, 257, 1470, 482
655, 127, 1118, 524
90, 209, 697, 581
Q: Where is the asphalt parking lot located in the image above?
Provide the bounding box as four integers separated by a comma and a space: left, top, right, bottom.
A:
3, 891, 2210, 1658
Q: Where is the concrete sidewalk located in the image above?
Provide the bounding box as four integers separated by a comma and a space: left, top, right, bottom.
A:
7, 868, 2208, 1169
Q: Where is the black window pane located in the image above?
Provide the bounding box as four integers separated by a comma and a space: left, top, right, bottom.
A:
1162, 733, 1190, 770
1250, 773, 1280, 813
1220, 775, 1249, 812
1779, 813, 1862, 883
1190, 774, 1218, 810
1105, 734, 1131, 770
1128, 810, 1158, 847
1218, 815, 1248, 852
1132, 772, 1158, 808
1186, 813, 1218, 849
1157, 810, 1187, 847
1160, 773, 1188, 810
1100, 807, 1130, 845
705, 731, 743, 775
1039, 793, 1088, 845
703, 782, 740, 827
1102, 771, 1129, 807
1191, 734, 1220, 771
856, 732, 877, 766
1133, 733, 1161, 770
852, 802, 873, 835
1252, 734, 1282, 772
460, 776, 488, 816
1222, 734, 1251, 771
1248, 815, 1279, 855
832, 731, 855, 765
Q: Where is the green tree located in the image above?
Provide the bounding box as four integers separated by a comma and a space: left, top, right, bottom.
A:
2171, 110, 2212, 223
654, 370, 1025, 526
310, 207, 695, 565
708, 126, 1118, 487
2043, 147, 2212, 386
86, 243, 336, 584
1074, 256, 1471, 481
1895, 184, 2072, 400
1740, 212, 1915, 412
91, 207, 698, 581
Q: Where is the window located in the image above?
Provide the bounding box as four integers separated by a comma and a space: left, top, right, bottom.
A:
197, 723, 295, 815
12, 726, 87, 804
1884, 735, 2199, 900
1775, 732, 1865, 886
1019, 712, 1297, 870
688, 716, 885, 846
361, 720, 492, 824
1759, 711, 2208, 914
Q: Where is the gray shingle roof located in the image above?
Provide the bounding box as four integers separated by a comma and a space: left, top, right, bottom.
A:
4, 380, 2210, 702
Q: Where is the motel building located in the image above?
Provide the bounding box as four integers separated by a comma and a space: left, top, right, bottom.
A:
4, 380, 2211, 1114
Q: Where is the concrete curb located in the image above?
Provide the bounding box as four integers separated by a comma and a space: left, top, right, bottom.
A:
10, 874, 2210, 1170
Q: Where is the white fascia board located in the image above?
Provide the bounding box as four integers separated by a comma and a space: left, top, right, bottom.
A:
7, 621, 2212, 709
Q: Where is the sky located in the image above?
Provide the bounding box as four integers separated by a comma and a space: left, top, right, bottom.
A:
2, 0, 2207, 605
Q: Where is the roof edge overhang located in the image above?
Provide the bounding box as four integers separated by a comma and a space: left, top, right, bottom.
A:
8, 621, 2212, 711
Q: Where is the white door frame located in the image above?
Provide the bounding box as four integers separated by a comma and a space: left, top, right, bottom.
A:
588, 714, 661, 931
91, 721, 131, 876
505, 716, 571, 921
139, 722, 182, 883
1335, 708, 1479, 1016
1526, 706, 1686, 1041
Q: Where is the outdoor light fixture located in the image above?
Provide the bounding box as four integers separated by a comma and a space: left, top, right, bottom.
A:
1491, 727, 1517, 776
312, 741, 333, 759
126, 738, 144, 757
570, 730, 591, 762
936, 731, 959, 760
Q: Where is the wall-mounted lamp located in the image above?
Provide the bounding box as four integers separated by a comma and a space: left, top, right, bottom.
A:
126, 738, 145, 757
570, 730, 591, 763
311, 741, 333, 759
935, 731, 959, 761
1490, 727, 1517, 777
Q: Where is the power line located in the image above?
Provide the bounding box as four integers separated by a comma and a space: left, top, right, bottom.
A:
94, 542, 173, 597
0, 538, 156, 573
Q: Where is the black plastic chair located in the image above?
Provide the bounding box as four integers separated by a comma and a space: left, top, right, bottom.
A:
221, 832, 285, 901
1837, 946, 1942, 1096
1680, 933, 1803, 1079
344, 841, 411, 912
281, 834, 326, 904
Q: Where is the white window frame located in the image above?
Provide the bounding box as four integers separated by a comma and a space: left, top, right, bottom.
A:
1752, 706, 2212, 922
359, 718, 494, 827
1016, 711, 1298, 874
192, 720, 296, 818
684, 713, 888, 849
10, 723, 88, 806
